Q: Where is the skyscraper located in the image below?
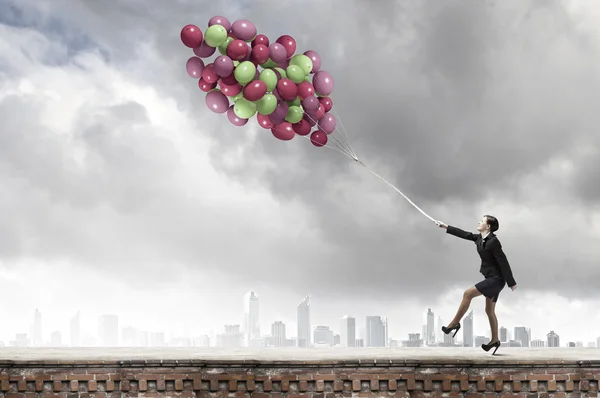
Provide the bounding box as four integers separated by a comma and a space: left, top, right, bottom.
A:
463, 310, 474, 347
499, 326, 508, 343
271, 321, 286, 347
313, 326, 334, 347
340, 316, 356, 347
547, 330, 560, 348
426, 309, 435, 344
366, 316, 387, 347
99, 315, 119, 347
297, 294, 311, 347
33, 309, 42, 347
243, 291, 260, 346
515, 327, 531, 347
70, 311, 81, 347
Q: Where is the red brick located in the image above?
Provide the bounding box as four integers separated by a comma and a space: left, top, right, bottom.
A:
209, 379, 218, 391
246, 380, 256, 391
229, 380, 238, 391
548, 380, 557, 391
69, 381, 78, 392
281, 380, 289, 391
138, 380, 147, 391
460, 380, 469, 391
495, 380, 503, 392
333, 380, 343, 391
406, 378, 416, 390
299, 380, 308, 391
566, 380, 575, 391
352, 380, 361, 391
52, 381, 62, 392
580, 380, 590, 391
389, 379, 398, 391
17, 380, 26, 391
370, 379, 379, 391
314, 375, 336, 381
527, 374, 554, 381
250, 393, 270, 398
476, 380, 486, 391
442, 380, 451, 391
529, 380, 538, 392
262, 380, 273, 391
512, 381, 521, 392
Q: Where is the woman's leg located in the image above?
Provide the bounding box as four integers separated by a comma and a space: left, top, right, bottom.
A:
485, 297, 499, 343
447, 286, 482, 327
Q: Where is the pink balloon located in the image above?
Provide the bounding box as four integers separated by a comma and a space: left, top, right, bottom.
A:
194, 41, 216, 58
276, 60, 290, 69
186, 57, 204, 78
271, 122, 295, 141
297, 81, 315, 99
319, 96, 333, 112
227, 105, 248, 126
303, 50, 321, 73
231, 20, 257, 41
269, 43, 287, 63
221, 73, 237, 86
227, 39, 248, 61
318, 113, 336, 134
313, 71, 334, 96
250, 44, 270, 65
198, 78, 217, 92
201, 64, 219, 84
310, 130, 328, 147
276, 79, 298, 101
303, 113, 317, 127
252, 34, 270, 47
208, 16, 231, 32
243, 80, 268, 101
214, 55, 234, 77
219, 80, 242, 96
257, 113, 274, 129
293, 119, 311, 136
302, 96, 319, 112
276, 35, 296, 59
206, 90, 229, 113
181, 25, 203, 48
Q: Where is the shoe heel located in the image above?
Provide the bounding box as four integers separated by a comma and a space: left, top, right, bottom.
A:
492, 344, 500, 355
452, 328, 460, 338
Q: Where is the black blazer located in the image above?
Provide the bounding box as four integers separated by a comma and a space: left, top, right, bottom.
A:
446, 225, 516, 287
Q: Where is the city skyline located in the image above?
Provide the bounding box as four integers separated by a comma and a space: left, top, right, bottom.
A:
2, 0, 600, 349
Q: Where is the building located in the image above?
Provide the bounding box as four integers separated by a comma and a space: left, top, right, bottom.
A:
243, 291, 260, 347
514, 327, 531, 347
313, 326, 334, 347
297, 294, 311, 347
547, 331, 560, 348
463, 310, 474, 347
99, 315, 119, 347
499, 326, 508, 343
340, 316, 356, 347
365, 316, 387, 347
271, 321, 286, 347
426, 309, 435, 345
33, 309, 42, 347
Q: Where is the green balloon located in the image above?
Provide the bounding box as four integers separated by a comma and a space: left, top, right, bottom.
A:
204, 25, 228, 47
285, 105, 303, 124
261, 59, 277, 69
218, 37, 234, 55
305, 75, 311, 82
259, 69, 278, 92
234, 98, 257, 119
286, 65, 305, 84
256, 94, 278, 115
287, 97, 301, 107
234, 61, 256, 85
231, 92, 244, 103
233, 60, 240, 67
274, 67, 287, 79
290, 54, 313, 75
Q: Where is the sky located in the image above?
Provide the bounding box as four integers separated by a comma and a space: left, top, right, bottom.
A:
1, 0, 600, 347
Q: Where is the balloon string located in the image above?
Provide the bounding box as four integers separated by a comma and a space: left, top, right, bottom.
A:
302, 111, 356, 159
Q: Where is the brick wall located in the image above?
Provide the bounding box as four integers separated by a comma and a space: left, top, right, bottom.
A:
1, 358, 599, 397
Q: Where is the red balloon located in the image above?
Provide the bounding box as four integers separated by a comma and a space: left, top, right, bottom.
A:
310, 129, 328, 147
292, 119, 311, 136
221, 73, 237, 86
276, 35, 296, 59
257, 113, 274, 129
271, 122, 295, 141
219, 80, 242, 96
250, 44, 270, 65
252, 34, 270, 47
276, 78, 298, 101
228, 32, 237, 39
226, 39, 248, 61
201, 64, 219, 84
243, 80, 267, 101
314, 103, 326, 120
181, 24, 203, 48
319, 96, 333, 112
198, 78, 217, 92
297, 81, 315, 100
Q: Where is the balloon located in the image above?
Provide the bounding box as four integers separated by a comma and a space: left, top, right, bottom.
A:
276, 35, 296, 59
286, 65, 305, 84
310, 130, 328, 147
227, 105, 248, 126
208, 16, 232, 32
252, 34, 270, 47
276, 60, 290, 70
255, 93, 277, 115
297, 81, 315, 99
186, 57, 204, 78
258, 69, 278, 92
257, 113, 274, 129
181, 25, 203, 48
285, 105, 303, 124
231, 92, 244, 103
319, 96, 333, 112
219, 80, 243, 96
276, 78, 298, 101
271, 101, 289, 120
314, 103, 326, 120
218, 37, 234, 55
271, 122, 295, 141
201, 64, 219, 84
269, 43, 287, 63
318, 113, 336, 134
250, 44, 270, 65
272, 88, 282, 101
226, 39, 248, 61
303, 50, 321, 73
268, 113, 286, 125
302, 96, 319, 112
292, 119, 311, 136
313, 71, 334, 96
303, 113, 317, 126
231, 20, 257, 41
206, 90, 229, 113
204, 25, 228, 47
234, 98, 257, 119
287, 97, 301, 107
273, 67, 287, 79
198, 78, 217, 92
290, 54, 313, 75
194, 41, 216, 58
214, 55, 234, 77
243, 80, 267, 101
261, 59, 277, 69
234, 61, 256, 85
221, 73, 238, 86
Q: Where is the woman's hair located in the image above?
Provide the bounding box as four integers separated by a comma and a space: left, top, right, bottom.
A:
484, 215, 499, 232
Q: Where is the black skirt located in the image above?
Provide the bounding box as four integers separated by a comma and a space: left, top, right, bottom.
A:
475, 275, 505, 302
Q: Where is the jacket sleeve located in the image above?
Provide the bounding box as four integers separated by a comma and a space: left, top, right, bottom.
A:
490, 240, 516, 287
446, 225, 480, 242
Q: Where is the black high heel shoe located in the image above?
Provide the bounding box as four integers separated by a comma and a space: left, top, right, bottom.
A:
481, 340, 501, 354
441, 323, 461, 337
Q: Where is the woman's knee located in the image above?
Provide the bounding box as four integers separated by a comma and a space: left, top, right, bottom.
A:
463, 287, 479, 299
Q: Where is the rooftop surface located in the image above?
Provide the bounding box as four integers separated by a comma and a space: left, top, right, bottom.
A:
1, 347, 600, 366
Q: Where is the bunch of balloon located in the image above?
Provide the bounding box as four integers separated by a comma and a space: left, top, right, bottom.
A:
180, 16, 337, 148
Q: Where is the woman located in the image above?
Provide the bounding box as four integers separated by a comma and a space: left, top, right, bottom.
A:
435, 215, 517, 355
